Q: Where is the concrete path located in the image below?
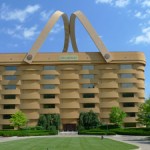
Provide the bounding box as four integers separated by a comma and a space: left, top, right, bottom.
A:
107, 135, 150, 150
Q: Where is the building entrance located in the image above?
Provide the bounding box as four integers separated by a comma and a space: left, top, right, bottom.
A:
63, 124, 76, 131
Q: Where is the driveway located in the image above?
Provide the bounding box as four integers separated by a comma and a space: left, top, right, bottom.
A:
107, 135, 150, 150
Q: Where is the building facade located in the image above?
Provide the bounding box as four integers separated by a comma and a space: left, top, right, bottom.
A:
0, 11, 146, 130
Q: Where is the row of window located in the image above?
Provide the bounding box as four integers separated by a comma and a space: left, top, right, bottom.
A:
4, 64, 132, 71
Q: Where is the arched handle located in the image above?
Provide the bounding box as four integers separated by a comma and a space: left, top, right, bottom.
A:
70, 11, 112, 62
24, 11, 69, 64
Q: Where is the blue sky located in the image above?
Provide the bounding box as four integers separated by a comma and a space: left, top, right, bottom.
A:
0, 0, 149, 98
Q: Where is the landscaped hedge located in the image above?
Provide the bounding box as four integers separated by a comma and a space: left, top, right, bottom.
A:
0, 130, 58, 137
78, 129, 116, 135
113, 128, 150, 136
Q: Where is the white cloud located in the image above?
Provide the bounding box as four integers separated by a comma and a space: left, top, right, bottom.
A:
130, 26, 150, 44
0, 3, 40, 22
134, 9, 150, 19
95, 0, 112, 4
40, 10, 54, 21
3, 25, 39, 40
142, 0, 150, 7
50, 24, 64, 34
115, 0, 130, 8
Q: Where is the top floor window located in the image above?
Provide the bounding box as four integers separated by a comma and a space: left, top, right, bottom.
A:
82, 65, 94, 70
5, 66, 17, 71
44, 66, 56, 70
120, 64, 132, 69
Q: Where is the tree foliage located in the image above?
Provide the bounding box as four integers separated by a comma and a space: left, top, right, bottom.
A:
137, 99, 150, 127
38, 114, 60, 130
79, 110, 100, 129
109, 107, 126, 127
10, 111, 28, 130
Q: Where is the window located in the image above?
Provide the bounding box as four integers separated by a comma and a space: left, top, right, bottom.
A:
126, 112, 136, 117
123, 103, 135, 107
3, 104, 15, 109
124, 123, 136, 127
2, 125, 14, 129
4, 95, 16, 99
5, 66, 17, 71
83, 93, 95, 98
4, 85, 16, 90
82, 65, 94, 70
120, 64, 132, 69
43, 84, 55, 89
4, 75, 17, 80
43, 104, 55, 108
121, 83, 134, 88
82, 83, 95, 88
120, 74, 133, 78
3, 114, 12, 119
43, 94, 55, 99
82, 74, 94, 79
43, 75, 55, 79
122, 93, 134, 98
44, 66, 56, 70
83, 103, 95, 108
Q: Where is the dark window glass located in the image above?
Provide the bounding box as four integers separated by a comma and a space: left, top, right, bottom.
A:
43, 104, 55, 108
126, 112, 136, 117
83, 93, 95, 98
43, 75, 55, 79
4, 75, 17, 80
123, 103, 135, 107
3, 104, 15, 109
124, 123, 136, 128
44, 66, 56, 70
43, 94, 55, 99
122, 93, 134, 97
2, 125, 14, 129
82, 74, 94, 79
5, 66, 17, 71
82, 84, 95, 88
3, 114, 12, 119
4, 85, 16, 90
83, 103, 95, 108
4, 95, 16, 99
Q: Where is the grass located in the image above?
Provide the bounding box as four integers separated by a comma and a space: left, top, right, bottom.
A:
0, 137, 138, 150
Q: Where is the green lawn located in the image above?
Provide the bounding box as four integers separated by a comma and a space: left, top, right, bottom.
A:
0, 137, 138, 150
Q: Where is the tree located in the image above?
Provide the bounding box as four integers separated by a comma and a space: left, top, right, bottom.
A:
137, 99, 150, 128
38, 114, 47, 129
109, 107, 126, 127
79, 110, 100, 129
10, 111, 28, 130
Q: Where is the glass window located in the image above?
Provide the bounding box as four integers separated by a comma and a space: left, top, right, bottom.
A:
4, 75, 17, 80
122, 93, 134, 98
126, 112, 136, 117
44, 66, 56, 70
3, 104, 15, 109
124, 123, 136, 127
120, 64, 132, 69
121, 83, 134, 88
82, 83, 95, 88
82, 74, 94, 79
43, 104, 55, 108
123, 103, 135, 107
2, 125, 14, 129
83, 93, 95, 98
5, 66, 17, 71
43, 75, 55, 79
4, 95, 16, 99
83, 103, 95, 108
43, 84, 55, 89
120, 74, 133, 78
3, 114, 12, 119
43, 94, 55, 99
4, 85, 16, 90
82, 65, 94, 70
